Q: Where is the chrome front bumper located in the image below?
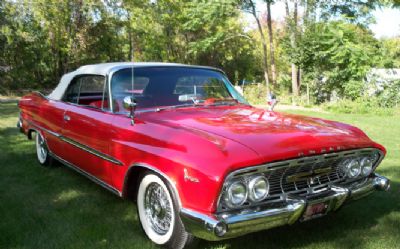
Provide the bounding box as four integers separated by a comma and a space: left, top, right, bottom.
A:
180, 173, 390, 241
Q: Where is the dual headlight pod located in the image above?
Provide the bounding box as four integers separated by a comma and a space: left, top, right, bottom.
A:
223, 176, 269, 208
342, 156, 375, 179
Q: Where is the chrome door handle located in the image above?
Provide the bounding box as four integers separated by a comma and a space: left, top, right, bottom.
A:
64, 114, 71, 121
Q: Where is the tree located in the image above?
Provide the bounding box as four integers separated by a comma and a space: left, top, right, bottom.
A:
1, 0, 256, 91
284, 0, 300, 97
296, 21, 380, 101
379, 37, 400, 68
265, 0, 277, 86
242, 0, 270, 94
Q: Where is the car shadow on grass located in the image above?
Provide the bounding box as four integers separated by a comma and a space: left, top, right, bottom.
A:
1, 124, 399, 249
1, 129, 154, 248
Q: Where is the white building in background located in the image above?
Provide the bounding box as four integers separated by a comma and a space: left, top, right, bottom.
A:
365, 68, 400, 95
0, 66, 11, 73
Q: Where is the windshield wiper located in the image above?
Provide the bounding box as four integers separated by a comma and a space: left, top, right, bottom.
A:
205, 98, 238, 106
148, 98, 239, 113
155, 103, 199, 112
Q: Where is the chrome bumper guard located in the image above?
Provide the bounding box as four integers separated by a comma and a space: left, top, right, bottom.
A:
180, 173, 390, 241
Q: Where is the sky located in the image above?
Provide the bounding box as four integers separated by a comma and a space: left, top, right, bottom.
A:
251, 1, 400, 39
370, 7, 400, 38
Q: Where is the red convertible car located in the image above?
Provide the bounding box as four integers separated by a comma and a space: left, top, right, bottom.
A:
18, 62, 390, 248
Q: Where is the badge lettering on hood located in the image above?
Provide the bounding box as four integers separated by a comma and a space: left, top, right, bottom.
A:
286, 167, 332, 184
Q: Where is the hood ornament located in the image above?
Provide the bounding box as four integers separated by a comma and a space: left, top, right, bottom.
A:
267, 92, 278, 111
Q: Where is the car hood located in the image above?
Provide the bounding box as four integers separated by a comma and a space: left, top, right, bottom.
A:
140, 105, 380, 167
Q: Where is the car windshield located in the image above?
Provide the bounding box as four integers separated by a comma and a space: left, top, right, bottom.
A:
110, 66, 247, 113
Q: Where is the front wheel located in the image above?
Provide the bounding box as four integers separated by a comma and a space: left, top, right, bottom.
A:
137, 172, 193, 249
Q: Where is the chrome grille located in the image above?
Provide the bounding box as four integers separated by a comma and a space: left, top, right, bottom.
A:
217, 148, 382, 212
265, 157, 344, 196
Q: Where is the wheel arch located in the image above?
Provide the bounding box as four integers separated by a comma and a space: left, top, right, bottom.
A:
122, 163, 182, 208
27, 128, 36, 140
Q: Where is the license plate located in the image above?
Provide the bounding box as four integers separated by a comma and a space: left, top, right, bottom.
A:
302, 202, 329, 221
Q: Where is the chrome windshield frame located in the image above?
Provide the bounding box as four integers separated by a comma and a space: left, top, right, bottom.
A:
106, 65, 247, 114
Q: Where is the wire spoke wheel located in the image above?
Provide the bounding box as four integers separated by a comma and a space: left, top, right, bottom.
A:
144, 182, 173, 235
36, 132, 48, 164
137, 174, 176, 245
137, 172, 193, 248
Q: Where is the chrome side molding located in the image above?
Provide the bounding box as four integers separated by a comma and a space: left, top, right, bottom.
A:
60, 136, 123, 166
51, 152, 122, 197
27, 121, 123, 166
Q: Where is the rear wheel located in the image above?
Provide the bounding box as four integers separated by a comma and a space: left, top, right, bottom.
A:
35, 132, 53, 166
137, 172, 193, 249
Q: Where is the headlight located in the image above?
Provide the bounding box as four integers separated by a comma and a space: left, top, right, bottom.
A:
370, 151, 380, 163
224, 181, 247, 207
345, 159, 361, 178
360, 157, 373, 176
248, 176, 269, 202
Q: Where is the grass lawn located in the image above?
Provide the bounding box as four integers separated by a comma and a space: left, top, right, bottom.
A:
0, 102, 399, 249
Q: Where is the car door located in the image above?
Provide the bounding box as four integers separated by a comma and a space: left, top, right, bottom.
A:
60, 75, 118, 185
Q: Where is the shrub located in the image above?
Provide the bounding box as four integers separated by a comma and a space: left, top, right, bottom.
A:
322, 98, 396, 115
243, 84, 268, 105
376, 80, 400, 108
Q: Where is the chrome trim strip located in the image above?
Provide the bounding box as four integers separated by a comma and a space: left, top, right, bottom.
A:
227, 148, 383, 178
106, 65, 227, 114
27, 121, 123, 166
50, 152, 122, 196
60, 136, 123, 166
33, 91, 49, 100
28, 126, 122, 197
28, 121, 61, 138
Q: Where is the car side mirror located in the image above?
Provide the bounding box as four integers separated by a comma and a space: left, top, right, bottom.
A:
123, 96, 137, 125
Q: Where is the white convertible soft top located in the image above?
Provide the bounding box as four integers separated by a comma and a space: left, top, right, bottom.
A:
48, 62, 221, 100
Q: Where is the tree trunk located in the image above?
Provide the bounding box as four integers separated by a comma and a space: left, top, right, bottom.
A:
266, 0, 277, 86
249, 0, 270, 94
291, 64, 299, 96
285, 0, 299, 97
297, 67, 301, 90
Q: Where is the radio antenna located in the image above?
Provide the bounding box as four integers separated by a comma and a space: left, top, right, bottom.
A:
129, 47, 137, 125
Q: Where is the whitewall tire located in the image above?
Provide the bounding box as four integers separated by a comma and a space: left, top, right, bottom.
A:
35, 132, 53, 166
137, 172, 193, 249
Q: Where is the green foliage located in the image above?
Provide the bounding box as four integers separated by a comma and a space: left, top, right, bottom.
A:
243, 84, 268, 105
0, 0, 254, 90
322, 79, 400, 115
322, 98, 396, 115
292, 21, 380, 101
379, 37, 400, 68
375, 80, 400, 108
